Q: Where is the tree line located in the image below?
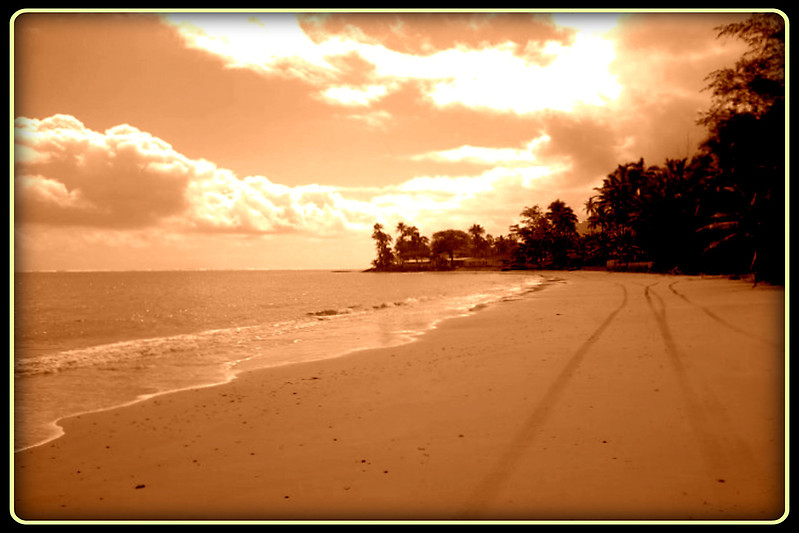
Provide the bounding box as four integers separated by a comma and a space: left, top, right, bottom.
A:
369, 198, 583, 271
369, 14, 785, 284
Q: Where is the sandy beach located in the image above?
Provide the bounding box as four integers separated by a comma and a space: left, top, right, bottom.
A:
12, 271, 786, 523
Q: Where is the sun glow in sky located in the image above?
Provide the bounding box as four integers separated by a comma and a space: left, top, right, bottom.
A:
12, 9, 752, 271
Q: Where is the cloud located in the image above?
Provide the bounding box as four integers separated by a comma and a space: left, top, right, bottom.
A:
411, 134, 552, 166
13, 114, 376, 236
184, 172, 377, 236
602, 12, 750, 164
161, 12, 623, 115
421, 34, 621, 113
321, 84, 390, 106
163, 13, 337, 83
300, 12, 568, 55
14, 115, 193, 228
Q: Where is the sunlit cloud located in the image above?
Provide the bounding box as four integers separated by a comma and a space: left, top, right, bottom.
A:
551, 12, 622, 36
322, 84, 390, 106
13, 115, 371, 236
423, 36, 621, 113
163, 13, 338, 82
14, 115, 194, 228
184, 171, 375, 236
161, 12, 623, 115
412, 134, 552, 166
396, 165, 558, 200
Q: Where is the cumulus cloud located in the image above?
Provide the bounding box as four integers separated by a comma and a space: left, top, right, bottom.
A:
184, 172, 376, 235
14, 115, 193, 228
13, 115, 376, 236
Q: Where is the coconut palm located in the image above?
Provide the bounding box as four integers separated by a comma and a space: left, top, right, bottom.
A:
468, 224, 490, 258
585, 159, 653, 263
371, 223, 394, 269
545, 200, 580, 268
545, 200, 578, 237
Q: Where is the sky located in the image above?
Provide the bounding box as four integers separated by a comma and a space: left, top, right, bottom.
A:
12, 9, 756, 271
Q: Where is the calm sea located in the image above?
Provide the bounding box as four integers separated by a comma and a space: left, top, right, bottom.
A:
13, 269, 544, 451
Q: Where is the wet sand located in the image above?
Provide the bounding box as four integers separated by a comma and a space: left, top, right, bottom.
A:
12, 271, 786, 523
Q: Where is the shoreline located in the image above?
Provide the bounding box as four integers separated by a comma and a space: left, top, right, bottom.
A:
14, 271, 554, 453
12, 271, 786, 523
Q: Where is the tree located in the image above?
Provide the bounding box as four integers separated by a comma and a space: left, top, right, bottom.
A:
431, 229, 470, 268
510, 205, 552, 268
546, 200, 578, 236
371, 223, 394, 270
585, 159, 653, 263
510, 200, 582, 269
586, 157, 712, 272
468, 224, 491, 258
395, 222, 430, 266
491, 234, 518, 264
414, 235, 431, 264
696, 13, 785, 283
634, 158, 705, 273
545, 200, 580, 268
394, 222, 411, 266
700, 13, 785, 131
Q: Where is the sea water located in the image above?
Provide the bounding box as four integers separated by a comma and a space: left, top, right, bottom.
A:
13, 269, 544, 451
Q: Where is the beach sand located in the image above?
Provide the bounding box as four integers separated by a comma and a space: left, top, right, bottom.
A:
12, 271, 786, 523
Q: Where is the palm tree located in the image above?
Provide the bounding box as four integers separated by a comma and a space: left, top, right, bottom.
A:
410, 233, 431, 266
633, 158, 706, 272
396, 222, 408, 239
394, 222, 408, 266
545, 200, 580, 268
394, 223, 428, 266
468, 224, 490, 258
585, 160, 652, 263
371, 223, 394, 269
545, 200, 578, 237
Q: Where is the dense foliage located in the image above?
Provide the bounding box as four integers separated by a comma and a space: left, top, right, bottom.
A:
370, 14, 785, 284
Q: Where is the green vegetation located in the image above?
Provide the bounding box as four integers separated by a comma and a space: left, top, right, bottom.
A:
369, 14, 785, 285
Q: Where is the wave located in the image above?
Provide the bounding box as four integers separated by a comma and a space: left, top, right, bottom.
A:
15, 274, 546, 379
307, 295, 430, 318
14, 320, 310, 377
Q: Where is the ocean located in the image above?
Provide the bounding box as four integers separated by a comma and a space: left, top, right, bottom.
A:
13, 269, 545, 451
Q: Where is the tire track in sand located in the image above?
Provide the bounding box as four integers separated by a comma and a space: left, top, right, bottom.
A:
643, 281, 755, 485
667, 280, 781, 349
460, 281, 628, 519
